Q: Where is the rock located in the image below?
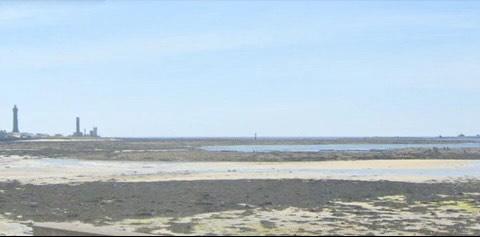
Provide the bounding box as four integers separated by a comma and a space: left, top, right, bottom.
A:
260, 220, 276, 229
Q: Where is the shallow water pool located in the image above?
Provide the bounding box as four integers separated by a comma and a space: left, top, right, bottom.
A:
202, 143, 480, 152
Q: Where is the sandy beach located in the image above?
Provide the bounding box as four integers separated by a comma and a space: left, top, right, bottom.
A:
0, 156, 478, 184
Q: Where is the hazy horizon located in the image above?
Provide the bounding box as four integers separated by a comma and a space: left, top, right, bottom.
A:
1, 1, 480, 137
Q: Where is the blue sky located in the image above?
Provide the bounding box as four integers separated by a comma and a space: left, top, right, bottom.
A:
1, 0, 479, 137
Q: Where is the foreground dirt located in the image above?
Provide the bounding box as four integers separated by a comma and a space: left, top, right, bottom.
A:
0, 179, 479, 235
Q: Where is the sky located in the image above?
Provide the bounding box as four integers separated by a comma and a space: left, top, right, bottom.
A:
0, 0, 479, 137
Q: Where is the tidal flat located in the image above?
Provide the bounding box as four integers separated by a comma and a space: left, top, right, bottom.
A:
1, 137, 480, 236
2, 137, 480, 162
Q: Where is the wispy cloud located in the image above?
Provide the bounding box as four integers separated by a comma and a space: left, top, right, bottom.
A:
0, 6, 37, 22
0, 30, 291, 69
0, 2, 97, 24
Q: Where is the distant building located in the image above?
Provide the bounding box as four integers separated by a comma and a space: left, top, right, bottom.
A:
0, 130, 7, 140
35, 133, 50, 138
73, 117, 100, 137
73, 117, 83, 136
89, 127, 99, 137
2, 105, 54, 140
12, 105, 19, 133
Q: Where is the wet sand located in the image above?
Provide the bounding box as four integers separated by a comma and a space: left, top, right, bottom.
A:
1, 156, 479, 184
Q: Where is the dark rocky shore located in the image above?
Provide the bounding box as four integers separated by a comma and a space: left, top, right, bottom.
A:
0, 179, 479, 225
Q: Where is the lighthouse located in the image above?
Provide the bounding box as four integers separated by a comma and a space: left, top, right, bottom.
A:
12, 105, 19, 133
74, 117, 83, 136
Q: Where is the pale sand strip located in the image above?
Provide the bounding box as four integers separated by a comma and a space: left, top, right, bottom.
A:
0, 156, 477, 184
0, 215, 31, 236
108, 172, 469, 184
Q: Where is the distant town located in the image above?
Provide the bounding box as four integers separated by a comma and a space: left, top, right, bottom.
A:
0, 105, 100, 140
1, 105, 478, 142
